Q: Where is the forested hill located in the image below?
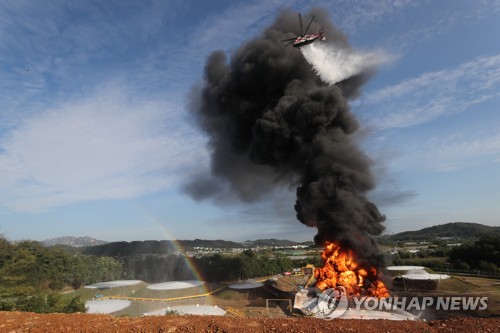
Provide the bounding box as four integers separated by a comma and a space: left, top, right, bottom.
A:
0, 238, 122, 292
383, 222, 500, 241
178, 239, 242, 249
84, 240, 177, 256
242, 239, 299, 246
83, 239, 241, 257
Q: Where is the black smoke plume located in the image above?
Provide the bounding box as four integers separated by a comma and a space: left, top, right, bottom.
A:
186, 9, 386, 272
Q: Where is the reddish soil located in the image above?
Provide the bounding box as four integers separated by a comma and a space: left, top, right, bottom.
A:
0, 312, 498, 333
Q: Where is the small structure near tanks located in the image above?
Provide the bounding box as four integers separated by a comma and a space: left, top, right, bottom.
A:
388, 266, 450, 290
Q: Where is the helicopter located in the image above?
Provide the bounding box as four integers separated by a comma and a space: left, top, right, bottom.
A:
281, 13, 325, 48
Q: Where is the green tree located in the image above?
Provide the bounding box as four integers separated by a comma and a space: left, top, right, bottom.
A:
46, 293, 63, 311
0, 298, 15, 311
0, 237, 123, 301
449, 235, 499, 271
16, 295, 49, 313
64, 296, 86, 313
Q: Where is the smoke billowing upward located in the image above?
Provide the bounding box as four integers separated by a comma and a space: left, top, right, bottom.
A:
186, 9, 386, 272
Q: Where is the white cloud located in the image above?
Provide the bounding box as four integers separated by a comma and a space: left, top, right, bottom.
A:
189, 0, 288, 48
327, 0, 500, 53
0, 84, 206, 212
330, 0, 416, 34
359, 54, 500, 129
408, 132, 500, 172
372, 130, 500, 173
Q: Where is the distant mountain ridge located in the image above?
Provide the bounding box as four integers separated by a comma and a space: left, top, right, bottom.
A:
180, 238, 305, 248
82, 238, 306, 257
383, 222, 500, 241
43, 236, 108, 247
42, 223, 498, 250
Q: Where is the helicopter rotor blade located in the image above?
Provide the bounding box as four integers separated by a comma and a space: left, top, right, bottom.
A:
304, 15, 315, 35
281, 37, 296, 42
298, 13, 303, 36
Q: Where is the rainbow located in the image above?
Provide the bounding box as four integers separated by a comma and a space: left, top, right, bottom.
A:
139, 211, 211, 296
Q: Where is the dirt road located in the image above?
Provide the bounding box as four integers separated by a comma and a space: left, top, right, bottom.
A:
0, 311, 498, 332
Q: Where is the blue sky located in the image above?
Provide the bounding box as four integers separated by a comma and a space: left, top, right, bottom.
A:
1, 0, 499, 242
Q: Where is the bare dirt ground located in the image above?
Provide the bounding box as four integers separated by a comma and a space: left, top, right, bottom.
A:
0, 312, 499, 333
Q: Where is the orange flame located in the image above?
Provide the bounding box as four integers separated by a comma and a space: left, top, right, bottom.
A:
314, 242, 390, 298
